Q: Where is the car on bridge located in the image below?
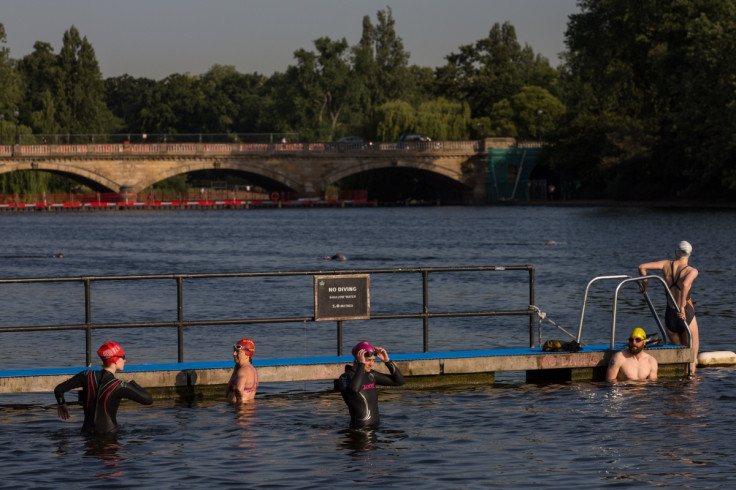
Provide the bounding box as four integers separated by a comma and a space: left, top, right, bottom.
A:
398, 133, 439, 150
338, 136, 369, 144
327, 136, 373, 150
398, 133, 431, 142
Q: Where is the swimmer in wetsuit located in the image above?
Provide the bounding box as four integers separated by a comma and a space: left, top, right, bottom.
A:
338, 341, 405, 429
638, 240, 700, 373
227, 338, 258, 404
54, 341, 153, 436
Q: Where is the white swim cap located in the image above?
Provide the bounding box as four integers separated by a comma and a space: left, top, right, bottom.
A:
676, 241, 692, 257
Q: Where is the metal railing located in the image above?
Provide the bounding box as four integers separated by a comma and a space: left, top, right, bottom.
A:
575, 274, 691, 349
0, 266, 536, 365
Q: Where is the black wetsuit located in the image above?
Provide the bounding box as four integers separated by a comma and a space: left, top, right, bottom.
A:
338, 361, 405, 428
54, 369, 153, 435
665, 261, 695, 333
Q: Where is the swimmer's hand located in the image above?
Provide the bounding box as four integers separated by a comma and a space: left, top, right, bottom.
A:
639, 279, 648, 293
375, 347, 389, 362
57, 403, 70, 420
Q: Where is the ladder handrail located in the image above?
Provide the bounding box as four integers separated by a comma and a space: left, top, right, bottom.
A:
610, 276, 691, 350
576, 275, 630, 343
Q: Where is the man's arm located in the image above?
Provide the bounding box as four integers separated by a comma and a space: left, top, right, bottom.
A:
648, 356, 659, 380
606, 352, 624, 382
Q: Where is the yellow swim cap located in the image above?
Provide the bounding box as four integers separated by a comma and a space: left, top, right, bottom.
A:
629, 327, 646, 341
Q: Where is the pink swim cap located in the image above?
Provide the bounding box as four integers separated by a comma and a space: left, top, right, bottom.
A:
352, 341, 375, 356
97, 341, 125, 365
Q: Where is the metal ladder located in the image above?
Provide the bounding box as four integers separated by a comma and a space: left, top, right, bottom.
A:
575, 275, 692, 350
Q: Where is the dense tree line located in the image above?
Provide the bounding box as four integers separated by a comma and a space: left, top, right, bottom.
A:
1, 3, 735, 200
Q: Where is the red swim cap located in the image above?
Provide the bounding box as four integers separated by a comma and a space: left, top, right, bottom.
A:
97, 341, 125, 365
352, 341, 375, 356
234, 338, 255, 357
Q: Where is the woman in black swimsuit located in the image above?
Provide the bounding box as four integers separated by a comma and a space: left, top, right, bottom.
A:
638, 241, 700, 373
54, 341, 153, 435
338, 341, 405, 428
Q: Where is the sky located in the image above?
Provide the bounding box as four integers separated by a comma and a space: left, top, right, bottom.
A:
1, 0, 580, 81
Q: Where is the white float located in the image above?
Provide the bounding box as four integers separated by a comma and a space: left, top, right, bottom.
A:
698, 351, 736, 367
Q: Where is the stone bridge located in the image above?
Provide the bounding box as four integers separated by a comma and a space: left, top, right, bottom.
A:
0, 139, 520, 203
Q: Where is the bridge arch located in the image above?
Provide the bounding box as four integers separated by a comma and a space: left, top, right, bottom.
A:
326, 161, 472, 204
0, 161, 122, 192
131, 158, 303, 193
322, 158, 465, 186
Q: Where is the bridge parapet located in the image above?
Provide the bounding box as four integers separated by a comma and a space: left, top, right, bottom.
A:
1, 140, 481, 158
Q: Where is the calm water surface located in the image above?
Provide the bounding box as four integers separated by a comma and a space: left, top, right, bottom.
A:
1, 206, 735, 487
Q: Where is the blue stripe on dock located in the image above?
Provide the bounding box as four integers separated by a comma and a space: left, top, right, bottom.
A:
0, 344, 684, 378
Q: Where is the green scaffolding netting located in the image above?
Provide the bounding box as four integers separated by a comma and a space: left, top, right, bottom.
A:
487, 148, 541, 202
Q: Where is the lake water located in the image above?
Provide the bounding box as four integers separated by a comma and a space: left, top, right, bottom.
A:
1, 206, 735, 487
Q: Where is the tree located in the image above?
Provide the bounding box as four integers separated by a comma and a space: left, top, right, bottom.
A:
196, 65, 268, 135
351, 8, 412, 124
416, 98, 471, 140
0, 23, 24, 134
17, 42, 62, 134
490, 86, 565, 140
278, 37, 355, 141
375, 100, 416, 141
104, 74, 156, 133
0, 22, 23, 145
56, 26, 118, 137
139, 73, 203, 134
558, 0, 736, 198
436, 22, 558, 119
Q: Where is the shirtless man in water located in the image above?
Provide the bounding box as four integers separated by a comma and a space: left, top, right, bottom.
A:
227, 338, 258, 404
606, 328, 658, 382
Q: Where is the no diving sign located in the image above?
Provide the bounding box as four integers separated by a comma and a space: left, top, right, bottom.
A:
314, 274, 370, 321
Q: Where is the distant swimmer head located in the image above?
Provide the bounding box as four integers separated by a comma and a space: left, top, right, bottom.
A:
676, 241, 692, 258
332, 254, 346, 261
97, 341, 125, 365
234, 338, 255, 357
352, 341, 375, 357
629, 328, 647, 342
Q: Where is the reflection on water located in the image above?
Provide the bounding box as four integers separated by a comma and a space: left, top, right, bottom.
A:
84, 435, 125, 479
339, 427, 378, 453
232, 401, 258, 450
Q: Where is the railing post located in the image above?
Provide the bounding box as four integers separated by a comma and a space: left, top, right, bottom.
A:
423, 270, 429, 352
177, 276, 184, 362
84, 278, 92, 366
337, 320, 343, 356
529, 266, 535, 348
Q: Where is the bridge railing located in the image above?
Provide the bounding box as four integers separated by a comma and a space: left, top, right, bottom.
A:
0, 266, 536, 365
0, 139, 482, 158
5, 133, 300, 145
